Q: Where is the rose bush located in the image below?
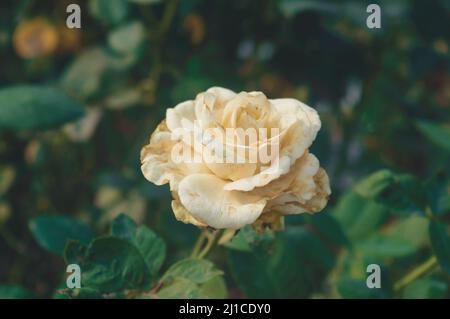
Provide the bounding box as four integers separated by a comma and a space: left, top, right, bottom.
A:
141, 87, 331, 230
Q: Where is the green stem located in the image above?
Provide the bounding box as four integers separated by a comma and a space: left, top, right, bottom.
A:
394, 256, 438, 292
197, 230, 222, 259
190, 231, 207, 258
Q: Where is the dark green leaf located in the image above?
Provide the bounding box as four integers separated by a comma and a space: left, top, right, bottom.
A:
81, 236, 149, 292
29, 216, 93, 256
0, 86, 84, 131
354, 170, 425, 215
429, 221, 450, 275
112, 214, 166, 278
0, 285, 34, 299
111, 213, 137, 240
416, 121, 450, 152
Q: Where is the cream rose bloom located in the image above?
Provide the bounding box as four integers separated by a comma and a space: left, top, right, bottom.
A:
140, 87, 330, 230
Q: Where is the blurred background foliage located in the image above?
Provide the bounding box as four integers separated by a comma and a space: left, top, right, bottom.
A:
0, 0, 450, 299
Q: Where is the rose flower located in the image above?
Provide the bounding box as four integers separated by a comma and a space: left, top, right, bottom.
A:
141, 87, 330, 230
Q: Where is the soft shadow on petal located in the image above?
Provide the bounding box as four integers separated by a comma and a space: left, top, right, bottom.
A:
178, 173, 267, 229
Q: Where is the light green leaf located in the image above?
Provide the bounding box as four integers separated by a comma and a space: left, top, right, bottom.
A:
161, 258, 223, 284
61, 47, 130, 100
354, 170, 396, 199
0, 86, 84, 131
198, 275, 227, 299
108, 21, 146, 55
157, 277, 200, 299
88, 0, 129, 25
29, 216, 93, 256
333, 191, 389, 240
357, 235, 417, 258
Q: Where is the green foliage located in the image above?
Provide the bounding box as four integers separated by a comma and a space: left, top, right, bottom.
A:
416, 121, 450, 152
112, 214, 166, 281
429, 221, 450, 275
402, 278, 448, 299
29, 216, 94, 256
88, 0, 130, 26
0, 86, 84, 131
1, 0, 449, 300
354, 170, 426, 216
227, 222, 339, 298
157, 258, 225, 299
0, 285, 35, 299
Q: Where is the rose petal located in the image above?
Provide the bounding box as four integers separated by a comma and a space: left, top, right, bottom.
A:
178, 173, 267, 229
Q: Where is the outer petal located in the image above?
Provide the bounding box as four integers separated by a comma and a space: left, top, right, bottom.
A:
178, 173, 267, 229
171, 198, 208, 227
166, 100, 196, 132
140, 121, 211, 191
265, 155, 331, 215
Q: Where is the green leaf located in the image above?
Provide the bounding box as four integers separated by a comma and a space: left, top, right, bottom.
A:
228, 230, 314, 298
198, 275, 227, 299
337, 278, 388, 299
157, 277, 200, 299
333, 191, 389, 240
161, 258, 223, 284
133, 226, 166, 279
354, 170, 425, 215
0, 86, 84, 131
111, 213, 137, 240
402, 278, 448, 299
88, 0, 129, 26
280, 0, 338, 18
384, 215, 429, 249
128, 0, 161, 4
416, 121, 450, 152
157, 258, 225, 299
108, 21, 146, 56
61, 47, 130, 100
228, 224, 335, 298
425, 175, 450, 217
29, 216, 93, 256
112, 214, 166, 279
81, 236, 149, 292
304, 213, 350, 247
354, 170, 396, 198
0, 285, 35, 299
357, 235, 417, 258
429, 221, 450, 275
64, 240, 87, 265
